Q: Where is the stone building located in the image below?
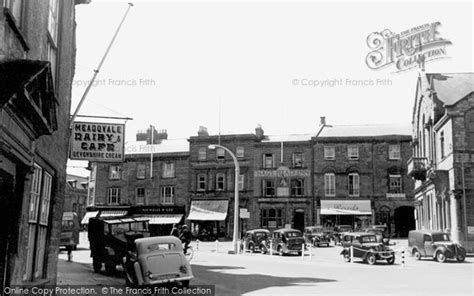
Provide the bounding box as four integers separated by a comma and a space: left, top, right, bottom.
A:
86, 128, 189, 235
313, 124, 415, 237
64, 174, 89, 223
409, 72, 474, 251
0, 0, 89, 287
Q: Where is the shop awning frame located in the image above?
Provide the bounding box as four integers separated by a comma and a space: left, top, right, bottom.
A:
186, 200, 229, 221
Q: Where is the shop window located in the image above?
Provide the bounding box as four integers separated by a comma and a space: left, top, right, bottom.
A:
24, 165, 53, 280
136, 163, 146, 179
136, 187, 145, 205
198, 147, 207, 161
260, 208, 284, 228
324, 146, 335, 160
161, 186, 174, 204
262, 179, 275, 196
389, 175, 402, 193
348, 145, 359, 160
197, 174, 206, 191
389, 144, 401, 160
291, 179, 304, 196
162, 162, 175, 178
109, 165, 121, 180
216, 173, 225, 191
236, 146, 245, 158
262, 153, 275, 168
107, 188, 120, 204
348, 173, 360, 197
324, 173, 335, 196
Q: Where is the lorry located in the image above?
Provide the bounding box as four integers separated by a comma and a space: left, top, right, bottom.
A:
60, 212, 80, 251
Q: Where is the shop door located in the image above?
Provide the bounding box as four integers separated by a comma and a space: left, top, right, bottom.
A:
293, 209, 305, 231
0, 170, 14, 289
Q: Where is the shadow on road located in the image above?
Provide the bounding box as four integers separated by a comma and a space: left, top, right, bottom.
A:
191, 264, 336, 296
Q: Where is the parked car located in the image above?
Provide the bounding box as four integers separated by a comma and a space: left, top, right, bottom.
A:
333, 225, 353, 245
123, 236, 193, 287
88, 216, 150, 274
408, 230, 466, 263
265, 228, 305, 256
60, 212, 80, 251
340, 232, 395, 265
243, 229, 270, 253
364, 228, 390, 245
303, 226, 331, 247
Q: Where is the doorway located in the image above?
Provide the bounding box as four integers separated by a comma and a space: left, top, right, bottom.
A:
394, 206, 416, 238
293, 209, 305, 231
0, 169, 14, 289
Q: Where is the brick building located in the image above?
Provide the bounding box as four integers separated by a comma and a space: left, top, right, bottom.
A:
409, 72, 474, 251
313, 124, 415, 237
86, 128, 189, 235
0, 0, 89, 287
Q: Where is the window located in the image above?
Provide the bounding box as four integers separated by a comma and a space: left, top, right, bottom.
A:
348, 145, 359, 160
197, 174, 206, 191
466, 110, 474, 149
109, 165, 122, 180
4, 0, 23, 26
136, 163, 146, 179
136, 187, 145, 205
236, 146, 245, 158
291, 179, 304, 196
324, 146, 335, 160
389, 144, 401, 160
348, 173, 360, 196
292, 152, 303, 168
25, 165, 52, 280
47, 0, 59, 83
324, 173, 335, 196
261, 208, 284, 228
198, 148, 207, 161
389, 175, 402, 193
262, 180, 275, 196
107, 188, 120, 204
90, 164, 97, 181
262, 153, 275, 168
161, 186, 175, 204
238, 174, 244, 191
216, 173, 225, 191
162, 162, 175, 178
439, 132, 445, 159
216, 148, 225, 160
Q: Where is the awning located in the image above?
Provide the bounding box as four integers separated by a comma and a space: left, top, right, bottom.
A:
320, 200, 372, 215
187, 200, 228, 221
80, 211, 99, 224
138, 214, 184, 225
99, 210, 128, 218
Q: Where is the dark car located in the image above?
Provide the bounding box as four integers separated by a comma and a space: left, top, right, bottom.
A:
333, 225, 353, 245
340, 232, 395, 265
265, 228, 305, 256
364, 228, 390, 245
304, 226, 331, 247
243, 229, 270, 253
408, 230, 466, 263
88, 216, 150, 274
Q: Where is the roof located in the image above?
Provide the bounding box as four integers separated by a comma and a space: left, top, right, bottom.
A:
263, 134, 314, 142
427, 73, 474, 106
246, 229, 270, 233
124, 138, 189, 155
317, 124, 412, 138
274, 228, 301, 232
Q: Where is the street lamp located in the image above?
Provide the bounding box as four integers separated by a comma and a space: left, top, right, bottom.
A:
208, 144, 240, 254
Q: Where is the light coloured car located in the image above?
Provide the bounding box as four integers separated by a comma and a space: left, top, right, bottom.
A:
123, 236, 193, 287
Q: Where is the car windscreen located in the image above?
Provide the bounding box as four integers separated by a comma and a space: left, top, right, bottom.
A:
361, 236, 377, 243
432, 233, 450, 242
255, 232, 268, 238
285, 231, 302, 238
61, 219, 75, 230
146, 243, 178, 252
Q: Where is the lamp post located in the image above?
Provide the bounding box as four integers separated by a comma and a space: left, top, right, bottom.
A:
208, 144, 240, 254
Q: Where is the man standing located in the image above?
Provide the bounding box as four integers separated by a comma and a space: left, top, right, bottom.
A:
180, 225, 192, 255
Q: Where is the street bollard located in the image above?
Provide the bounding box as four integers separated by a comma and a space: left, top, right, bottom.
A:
309, 244, 312, 261
215, 240, 218, 253
401, 250, 405, 268
241, 240, 246, 254
350, 246, 354, 264
270, 240, 273, 256
196, 239, 200, 251
302, 244, 305, 260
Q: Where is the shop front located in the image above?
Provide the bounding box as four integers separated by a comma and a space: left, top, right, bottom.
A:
132, 206, 185, 236
186, 200, 229, 240
319, 200, 373, 230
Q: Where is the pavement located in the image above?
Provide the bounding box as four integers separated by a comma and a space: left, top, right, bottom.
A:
57, 232, 474, 296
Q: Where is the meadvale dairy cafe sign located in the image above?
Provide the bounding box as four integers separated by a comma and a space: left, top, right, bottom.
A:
69, 121, 125, 162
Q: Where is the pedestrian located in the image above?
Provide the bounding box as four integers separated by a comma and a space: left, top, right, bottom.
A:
179, 225, 192, 255
170, 223, 180, 238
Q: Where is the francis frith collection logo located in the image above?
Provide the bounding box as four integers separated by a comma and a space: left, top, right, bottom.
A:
365, 22, 452, 72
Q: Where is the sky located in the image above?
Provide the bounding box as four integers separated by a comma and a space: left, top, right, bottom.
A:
66, 0, 473, 177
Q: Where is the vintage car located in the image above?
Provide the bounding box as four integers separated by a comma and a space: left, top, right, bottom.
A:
264, 228, 305, 256
243, 229, 270, 253
332, 225, 353, 245
88, 216, 150, 274
364, 228, 390, 245
340, 232, 395, 265
303, 226, 331, 247
408, 230, 466, 263
123, 236, 193, 287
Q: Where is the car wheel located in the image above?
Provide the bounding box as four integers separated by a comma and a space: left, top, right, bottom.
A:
456, 254, 465, 262
248, 243, 255, 253
436, 251, 446, 263
92, 258, 102, 273
343, 253, 351, 263
366, 253, 376, 265
413, 249, 421, 260
386, 256, 395, 265
278, 246, 284, 256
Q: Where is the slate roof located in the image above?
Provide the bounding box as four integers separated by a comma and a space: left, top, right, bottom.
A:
427, 73, 474, 106
317, 124, 412, 138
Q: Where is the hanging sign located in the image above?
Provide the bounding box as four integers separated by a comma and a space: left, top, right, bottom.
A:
69, 121, 125, 162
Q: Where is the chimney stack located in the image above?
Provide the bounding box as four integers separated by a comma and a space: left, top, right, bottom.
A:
198, 126, 209, 137
255, 124, 264, 140
320, 116, 326, 126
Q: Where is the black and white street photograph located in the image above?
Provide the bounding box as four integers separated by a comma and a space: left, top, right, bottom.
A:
0, 0, 473, 295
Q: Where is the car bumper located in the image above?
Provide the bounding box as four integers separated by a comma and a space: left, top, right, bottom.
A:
145, 275, 194, 286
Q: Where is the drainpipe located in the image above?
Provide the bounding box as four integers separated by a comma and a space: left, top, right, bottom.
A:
461, 161, 468, 247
